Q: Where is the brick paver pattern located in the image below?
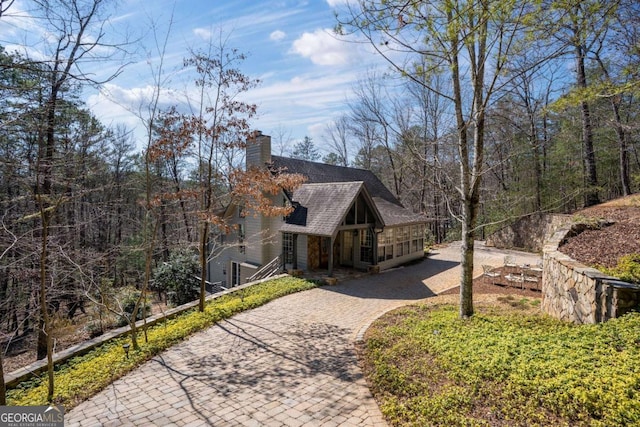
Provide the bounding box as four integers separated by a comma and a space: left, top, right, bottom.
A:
66, 242, 540, 426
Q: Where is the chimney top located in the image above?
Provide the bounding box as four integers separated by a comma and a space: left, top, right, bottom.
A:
246, 131, 271, 167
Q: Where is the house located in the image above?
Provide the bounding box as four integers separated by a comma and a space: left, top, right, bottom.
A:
208, 131, 428, 287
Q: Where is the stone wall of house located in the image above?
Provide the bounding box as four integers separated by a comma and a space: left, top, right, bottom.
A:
308, 236, 320, 269
542, 227, 640, 324
486, 213, 572, 252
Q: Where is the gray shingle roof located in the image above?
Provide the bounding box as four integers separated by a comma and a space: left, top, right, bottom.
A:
373, 197, 430, 227
271, 156, 428, 236
280, 182, 373, 237
271, 156, 400, 206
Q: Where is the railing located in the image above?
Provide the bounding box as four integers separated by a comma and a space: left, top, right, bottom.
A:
247, 255, 283, 282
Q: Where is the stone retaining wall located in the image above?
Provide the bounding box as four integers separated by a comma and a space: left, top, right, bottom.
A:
487, 213, 572, 252
542, 228, 640, 324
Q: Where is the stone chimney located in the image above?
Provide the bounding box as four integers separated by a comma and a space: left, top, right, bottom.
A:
246, 130, 271, 168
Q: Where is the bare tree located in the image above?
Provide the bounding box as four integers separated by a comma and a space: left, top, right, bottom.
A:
176, 34, 304, 312
405, 70, 453, 242
0, 0, 14, 18
0, 215, 18, 405
349, 71, 405, 197
542, 1, 621, 206
271, 124, 293, 156
323, 114, 352, 166
25, 0, 128, 401
338, 0, 535, 318
124, 8, 175, 352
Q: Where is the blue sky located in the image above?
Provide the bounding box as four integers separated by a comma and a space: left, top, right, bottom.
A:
1, 0, 388, 154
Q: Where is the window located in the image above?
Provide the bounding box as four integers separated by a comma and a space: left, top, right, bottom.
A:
395, 226, 408, 257
375, 224, 426, 263
411, 224, 425, 254
230, 261, 241, 287
238, 224, 245, 254
360, 229, 373, 264
283, 232, 294, 264
378, 228, 394, 262
411, 225, 417, 252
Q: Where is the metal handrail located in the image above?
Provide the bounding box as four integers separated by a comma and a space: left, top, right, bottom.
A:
247, 255, 283, 282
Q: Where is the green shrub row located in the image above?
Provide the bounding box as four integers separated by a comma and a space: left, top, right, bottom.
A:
364, 304, 640, 426
6, 276, 317, 408
601, 253, 640, 284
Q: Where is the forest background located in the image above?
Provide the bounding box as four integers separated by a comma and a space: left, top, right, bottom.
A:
0, 0, 639, 402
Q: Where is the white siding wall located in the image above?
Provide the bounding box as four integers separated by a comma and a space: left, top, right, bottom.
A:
239, 263, 259, 285
264, 213, 283, 262
297, 235, 308, 271
244, 213, 263, 265
207, 205, 244, 286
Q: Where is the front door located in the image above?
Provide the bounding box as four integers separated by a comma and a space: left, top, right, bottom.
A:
320, 237, 330, 269
341, 230, 354, 266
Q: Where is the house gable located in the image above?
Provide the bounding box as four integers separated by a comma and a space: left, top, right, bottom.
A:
280, 181, 383, 239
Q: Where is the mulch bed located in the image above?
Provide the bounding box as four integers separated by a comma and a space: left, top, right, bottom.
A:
558, 197, 640, 269
441, 267, 542, 299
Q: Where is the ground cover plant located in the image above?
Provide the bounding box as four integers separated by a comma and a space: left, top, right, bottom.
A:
5, 276, 316, 408
361, 301, 640, 426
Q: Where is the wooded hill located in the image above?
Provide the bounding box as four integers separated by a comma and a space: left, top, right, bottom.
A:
1, 0, 639, 402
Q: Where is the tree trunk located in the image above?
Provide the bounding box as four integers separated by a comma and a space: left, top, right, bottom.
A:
199, 222, 209, 312
0, 351, 5, 405
610, 97, 631, 196
530, 118, 542, 211
459, 201, 475, 318
39, 215, 54, 401
575, 45, 599, 207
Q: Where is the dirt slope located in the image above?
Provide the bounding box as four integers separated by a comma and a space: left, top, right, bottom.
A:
559, 194, 640, 268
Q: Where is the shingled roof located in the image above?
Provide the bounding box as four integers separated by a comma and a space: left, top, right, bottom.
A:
373, 197, 429, 227
280, 182, 383, 237
270, 156, 400, 206
269, 155, 428, 237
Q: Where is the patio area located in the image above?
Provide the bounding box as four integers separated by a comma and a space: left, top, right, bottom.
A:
482, 256, 543, 291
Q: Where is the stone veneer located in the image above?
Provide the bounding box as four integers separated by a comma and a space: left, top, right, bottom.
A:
487, 213, 572, 252
542, 227, 640, 324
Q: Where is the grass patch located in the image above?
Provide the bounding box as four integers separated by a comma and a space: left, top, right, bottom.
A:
496, 295, 540, 309
6, 276, 317, 408
361, 304, 640, 426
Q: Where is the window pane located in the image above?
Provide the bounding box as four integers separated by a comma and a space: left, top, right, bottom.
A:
283, 232, 294, 264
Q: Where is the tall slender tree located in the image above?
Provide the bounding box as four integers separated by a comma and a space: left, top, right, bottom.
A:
25, 0, 128, 401
543, 1, 622, 206
169, 35, 305, 312
338, 0, 535, 317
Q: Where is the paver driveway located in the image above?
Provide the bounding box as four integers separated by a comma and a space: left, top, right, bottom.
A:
66, 243, 540, 426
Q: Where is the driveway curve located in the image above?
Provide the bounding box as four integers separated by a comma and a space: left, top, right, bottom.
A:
67, 242, 540, 426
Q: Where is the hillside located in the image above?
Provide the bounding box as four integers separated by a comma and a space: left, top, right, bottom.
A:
559, 194, 640, 269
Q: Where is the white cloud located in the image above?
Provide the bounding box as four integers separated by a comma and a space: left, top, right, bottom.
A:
245, 69, 356, 143
291, 29, 353, 66
270, 30, 286, 41
193, 27, 212, 40
85, 82, 186, 149
0, 1, 38, 39
325, 0, 349, 6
